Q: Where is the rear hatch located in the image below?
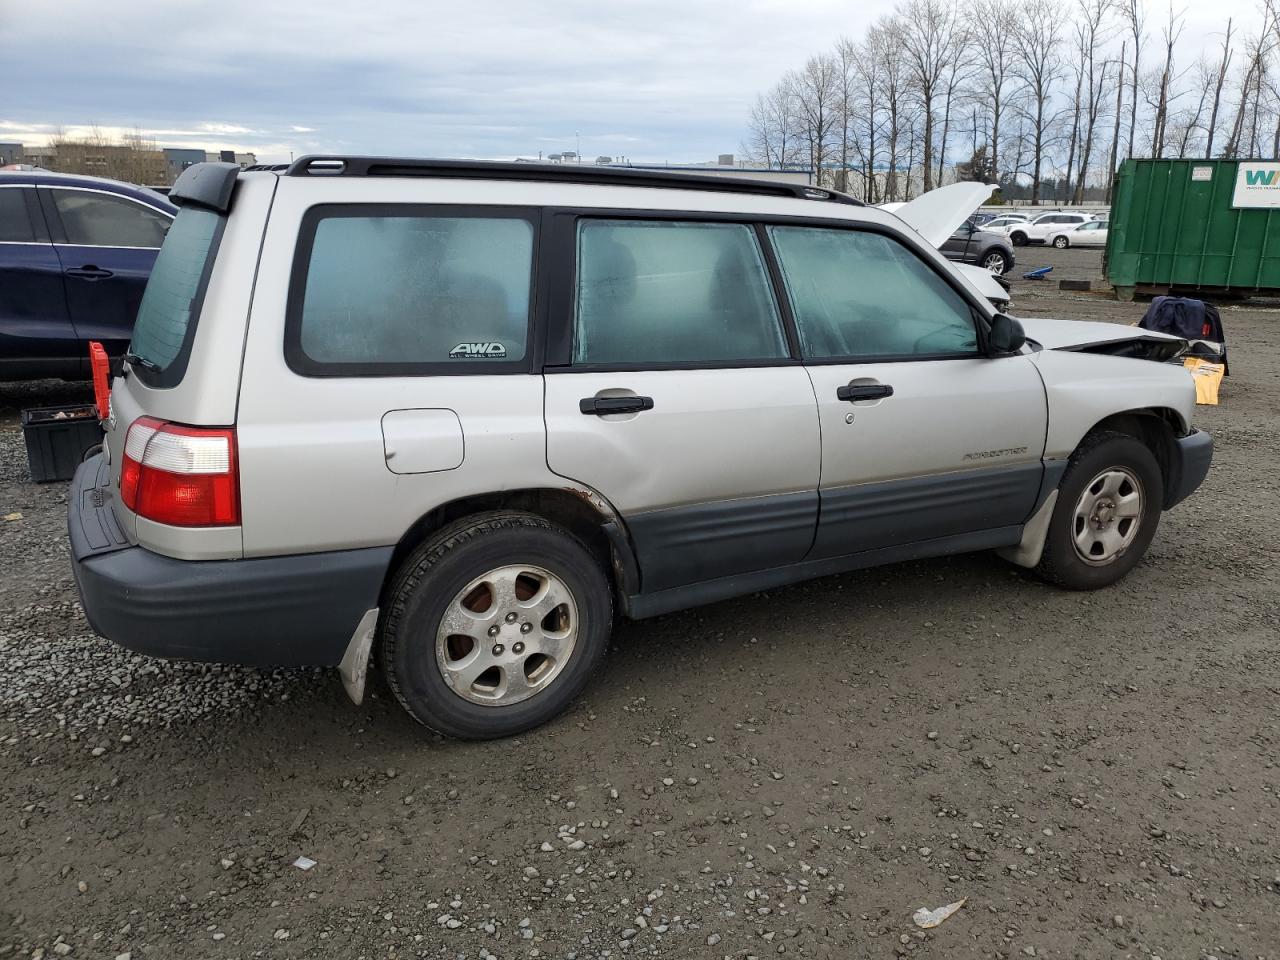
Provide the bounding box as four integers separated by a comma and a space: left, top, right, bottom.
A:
103, 165, 276, 559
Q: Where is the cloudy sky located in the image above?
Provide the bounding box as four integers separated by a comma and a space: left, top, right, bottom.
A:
0, 0, 1258, 165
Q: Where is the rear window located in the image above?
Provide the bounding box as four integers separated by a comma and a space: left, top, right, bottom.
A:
286, 206, 537, 376
128, 206, 224, 387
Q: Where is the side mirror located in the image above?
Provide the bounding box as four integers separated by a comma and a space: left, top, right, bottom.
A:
988, 313, 1026, 355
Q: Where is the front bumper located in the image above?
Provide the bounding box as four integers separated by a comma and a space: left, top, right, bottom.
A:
68, 455, 392, 667
1165, 429, 1214, 509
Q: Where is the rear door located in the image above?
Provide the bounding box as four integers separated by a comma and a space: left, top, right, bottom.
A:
0, 184, 77, 368
237, 194, 548, 558
40, 186, 171, 355
543, 214, 820, 594
765, 224, 1047, 560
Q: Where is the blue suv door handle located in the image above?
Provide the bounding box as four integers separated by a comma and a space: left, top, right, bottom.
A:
66, 266, 115, 281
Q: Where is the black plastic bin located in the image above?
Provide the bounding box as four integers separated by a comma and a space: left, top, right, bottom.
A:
21, 404, 103, 483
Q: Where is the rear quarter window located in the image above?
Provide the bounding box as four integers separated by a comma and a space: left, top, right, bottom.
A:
286, 206, 537, 376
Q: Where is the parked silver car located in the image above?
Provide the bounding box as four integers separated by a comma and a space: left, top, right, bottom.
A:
68, 158, 1213, 739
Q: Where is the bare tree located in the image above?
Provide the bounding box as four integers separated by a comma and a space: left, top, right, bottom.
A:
874, 18, 911, 200
1149, 4, 1187, 157
1012, 0, 1065, 203
744, 82, 801, 169
1206, 19, 1235, 157
1106, 41, 1127, 201
790, 55, 841, 187
1120, 0, 1147, 159
1072, 0, 1116, 201
967, 0, 1019, 180
898, 0, 962, 191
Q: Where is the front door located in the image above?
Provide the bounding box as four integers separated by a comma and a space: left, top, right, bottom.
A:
543, 216, 821, 593
766, 224, 1048, 560
40, 186, 170, 355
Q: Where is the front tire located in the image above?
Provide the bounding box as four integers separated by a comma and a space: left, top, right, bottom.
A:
1053, 235, 1069, 249
1010, 231, 1029, 246
380, 512, 613, 739
1035, 431, 1163, 590
983, 250, 1009, 274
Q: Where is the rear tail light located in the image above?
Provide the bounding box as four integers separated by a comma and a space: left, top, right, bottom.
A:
120, 417, 239, 527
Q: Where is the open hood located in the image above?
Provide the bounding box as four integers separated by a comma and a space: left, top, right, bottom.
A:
881, 182, 998, 246
1019, 316, 1186, 362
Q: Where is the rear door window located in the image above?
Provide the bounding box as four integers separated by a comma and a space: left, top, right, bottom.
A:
49, 189, 171, 247
0, 188, 36, 242
287, 207, 536, 374
128, 206, 224, 386
573, 219, 787, 366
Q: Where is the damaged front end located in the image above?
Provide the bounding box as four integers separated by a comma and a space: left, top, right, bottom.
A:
1015, 316, 1189, 365
1055, 335, 1188, 364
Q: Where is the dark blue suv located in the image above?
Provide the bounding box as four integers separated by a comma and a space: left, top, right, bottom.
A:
0, 171, 176, 380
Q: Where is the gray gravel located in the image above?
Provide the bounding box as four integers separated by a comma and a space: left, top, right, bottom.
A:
2, 248, 1279, 959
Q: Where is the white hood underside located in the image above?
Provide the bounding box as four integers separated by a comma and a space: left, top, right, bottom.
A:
881, 182, 999, 247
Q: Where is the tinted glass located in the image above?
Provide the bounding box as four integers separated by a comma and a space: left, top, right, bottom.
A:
298, 215, 533, 365
0, 188, 35, 242
769, 226, 978, 360
129, 207, 222, 379
51, 189, 170, 247
574, 219, 786, 365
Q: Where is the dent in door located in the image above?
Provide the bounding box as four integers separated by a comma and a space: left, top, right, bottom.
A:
381, 409, 464, 475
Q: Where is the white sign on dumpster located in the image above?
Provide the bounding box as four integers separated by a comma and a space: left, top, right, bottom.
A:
1232, 162, 1280, 208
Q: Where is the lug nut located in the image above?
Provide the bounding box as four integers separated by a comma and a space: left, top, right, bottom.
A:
520, 622, 533, 634
505, 612, 518, 623
513, 642, 525, 654
492, 643, 505, 656
487, 625, 500, 637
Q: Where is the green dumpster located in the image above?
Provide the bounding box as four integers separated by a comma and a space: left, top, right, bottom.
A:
1107, 157, 1280, 300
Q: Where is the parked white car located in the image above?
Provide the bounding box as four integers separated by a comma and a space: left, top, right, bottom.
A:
1001, 212, 1091, 246
980, 214, 1030, 232
69, 159, 1212, 739
1047, 220, 1109, 249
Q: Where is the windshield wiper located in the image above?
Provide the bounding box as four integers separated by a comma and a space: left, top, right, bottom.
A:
123, 351, 160, 372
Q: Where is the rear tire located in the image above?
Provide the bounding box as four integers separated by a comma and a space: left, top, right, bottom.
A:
982, 250, 1009, 274
380, 512, 613, 739
1035, 431, 1163, 590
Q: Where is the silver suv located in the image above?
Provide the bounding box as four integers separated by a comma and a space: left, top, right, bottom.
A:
68, 158, 1213, 739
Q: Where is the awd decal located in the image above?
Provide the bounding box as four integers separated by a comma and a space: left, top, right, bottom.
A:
449, 342, 507, 359
962, 446, 1028, 461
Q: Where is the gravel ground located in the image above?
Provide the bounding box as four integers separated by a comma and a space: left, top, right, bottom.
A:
2, 246, 1278, 960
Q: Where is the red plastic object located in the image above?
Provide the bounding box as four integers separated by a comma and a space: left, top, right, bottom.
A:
89, 341, 111, 420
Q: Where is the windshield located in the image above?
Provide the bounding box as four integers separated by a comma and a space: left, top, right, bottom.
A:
128, 206, 224, 387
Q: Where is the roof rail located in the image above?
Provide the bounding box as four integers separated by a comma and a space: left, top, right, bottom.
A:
283, 155, 862, 206
242, 163, 291, 172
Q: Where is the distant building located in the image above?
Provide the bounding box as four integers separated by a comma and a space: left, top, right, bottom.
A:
0, 142, 23, 165
164, 147, 207, 183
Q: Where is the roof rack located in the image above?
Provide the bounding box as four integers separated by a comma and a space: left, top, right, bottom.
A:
282, 155, 862, 206
242, 163, 291, 172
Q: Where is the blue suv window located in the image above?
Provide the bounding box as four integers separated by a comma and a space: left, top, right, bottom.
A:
50, 189, 170, 248
0, 188, 35, 242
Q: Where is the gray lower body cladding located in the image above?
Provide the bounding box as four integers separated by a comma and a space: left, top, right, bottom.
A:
68, 456, 391, 667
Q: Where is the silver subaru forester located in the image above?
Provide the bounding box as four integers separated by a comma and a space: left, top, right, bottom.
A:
68, 157, 1212, 739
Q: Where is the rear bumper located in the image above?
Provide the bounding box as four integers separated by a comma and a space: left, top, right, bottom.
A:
1166, 429, 1214, 509
68, 455, 392, 667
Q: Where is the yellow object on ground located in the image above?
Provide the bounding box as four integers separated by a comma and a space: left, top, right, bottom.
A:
1183, 357, 1225, 405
